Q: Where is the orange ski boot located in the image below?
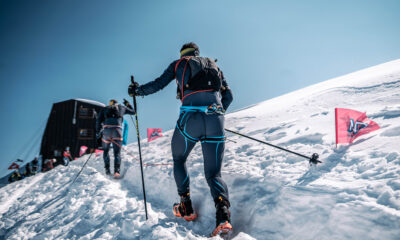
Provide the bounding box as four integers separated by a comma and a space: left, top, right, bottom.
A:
211, 221, 233, 238
114, 165, 121, 179
211, 197, 233, 238
172, 193, 197, 221
113, 172, 121, 179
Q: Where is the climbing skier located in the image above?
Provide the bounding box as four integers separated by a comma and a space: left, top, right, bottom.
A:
96, 99, 135, 178
128, 42, 234, 236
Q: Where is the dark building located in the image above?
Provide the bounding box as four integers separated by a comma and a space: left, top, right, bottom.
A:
40, 99, 105, 161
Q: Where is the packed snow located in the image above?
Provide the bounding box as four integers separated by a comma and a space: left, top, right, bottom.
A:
1, 60, 400, 239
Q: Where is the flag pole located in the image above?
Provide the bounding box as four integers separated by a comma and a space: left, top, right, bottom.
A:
335, 108, 338, 149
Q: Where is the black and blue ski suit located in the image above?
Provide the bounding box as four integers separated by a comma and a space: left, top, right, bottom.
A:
96, 104, 135, 170
136, 52, 233, 203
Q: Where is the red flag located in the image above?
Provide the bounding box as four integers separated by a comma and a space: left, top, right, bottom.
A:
95, 149, 104, 157
147, 128, 163, 142
79, 146, 88, 157
8, 162, 19, 170
335, 108, 380, 144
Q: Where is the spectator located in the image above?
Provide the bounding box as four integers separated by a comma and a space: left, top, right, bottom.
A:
32, 157, 39, 174
63, 147, 72, 166
24, 163, 32, 177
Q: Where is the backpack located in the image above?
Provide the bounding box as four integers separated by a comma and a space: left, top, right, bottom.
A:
175, 56, 222, 100
105, 104, 122, 119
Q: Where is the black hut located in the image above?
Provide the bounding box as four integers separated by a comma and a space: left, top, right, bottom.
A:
40, 99, 105, 161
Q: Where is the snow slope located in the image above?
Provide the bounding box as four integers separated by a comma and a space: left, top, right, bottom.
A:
1, 60, 400, 239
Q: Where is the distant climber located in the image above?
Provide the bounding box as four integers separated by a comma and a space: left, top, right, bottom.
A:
96, 99, 135, 178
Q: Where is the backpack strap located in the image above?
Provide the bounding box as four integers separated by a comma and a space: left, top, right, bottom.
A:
181, 89, 214, 102
174, 56, 192, 102
174, 56, 191, 73
174, 56, 214, 102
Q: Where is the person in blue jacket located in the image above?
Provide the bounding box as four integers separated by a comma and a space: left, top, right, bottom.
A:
96, 99, 135, 178
128, 42, 233, 235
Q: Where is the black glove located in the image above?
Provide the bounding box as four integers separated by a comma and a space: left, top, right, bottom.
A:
96, 131, 102, 140
128, 82, 140, 97
123, 99, 132, 108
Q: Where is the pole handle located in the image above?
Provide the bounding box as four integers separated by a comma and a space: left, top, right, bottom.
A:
131, 75, 138, 93
131, 75, 138, 113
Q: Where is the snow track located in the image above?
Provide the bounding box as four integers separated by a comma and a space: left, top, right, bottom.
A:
1, 60, 400, 239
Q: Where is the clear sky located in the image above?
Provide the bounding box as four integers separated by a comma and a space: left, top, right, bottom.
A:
1, 0, 400, 177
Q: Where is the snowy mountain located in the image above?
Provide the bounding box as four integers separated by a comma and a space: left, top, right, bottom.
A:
1, 60, 400, 240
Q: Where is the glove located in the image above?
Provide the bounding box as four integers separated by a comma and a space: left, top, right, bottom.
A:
96, 132, 102, 140
123, 99, 132, 108
128, 82, 140, 97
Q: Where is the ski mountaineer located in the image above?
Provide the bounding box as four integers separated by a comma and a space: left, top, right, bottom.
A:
128, 42, 234, 236
96, 99, 135, 178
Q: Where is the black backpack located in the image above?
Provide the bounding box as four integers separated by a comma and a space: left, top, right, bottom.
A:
105, 104, 122, 119
175, 56, 222, 100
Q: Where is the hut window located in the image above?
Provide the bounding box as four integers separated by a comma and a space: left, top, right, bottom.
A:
78, 129, 93, 139
79, 107, 94, 119
54, 150, 62, 157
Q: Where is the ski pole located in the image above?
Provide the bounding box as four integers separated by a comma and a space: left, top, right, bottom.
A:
70, 131, 98, 186
130, 75, 149, 220
70, 152, 94, 185
224, 128, 321, 165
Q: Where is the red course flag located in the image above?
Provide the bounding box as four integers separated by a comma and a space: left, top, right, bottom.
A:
8, 162, 20, 170
335, 108, 380, 145
95, 149, 104, 157
147, 128, 163, 142
79, 146, 88, 157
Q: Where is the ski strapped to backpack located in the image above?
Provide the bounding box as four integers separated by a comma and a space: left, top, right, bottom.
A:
174, 56, 223, 102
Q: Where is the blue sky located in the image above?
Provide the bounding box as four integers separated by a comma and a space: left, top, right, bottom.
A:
1, 0, 400, 177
